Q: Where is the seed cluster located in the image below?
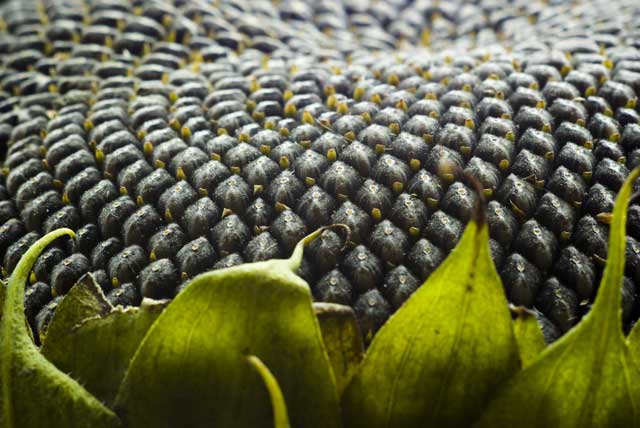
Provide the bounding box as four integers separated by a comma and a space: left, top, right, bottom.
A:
1, 0, 640, 343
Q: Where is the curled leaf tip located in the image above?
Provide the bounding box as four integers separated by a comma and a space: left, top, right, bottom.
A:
2, 227, 119, 428
288, 224, 351, 270
6, 228, 76, 321
329, 223, 352, 251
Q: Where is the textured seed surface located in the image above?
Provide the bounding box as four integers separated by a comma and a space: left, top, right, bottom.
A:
1, 0, 640, 342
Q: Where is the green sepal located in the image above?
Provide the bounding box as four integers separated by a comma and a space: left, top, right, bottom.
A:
474, 168, 640, 428
0, 229, 121, 428
42, 297, 166, 406
40, 273, 112, 349
341, 219, 520, 428
114, 228, 342, 428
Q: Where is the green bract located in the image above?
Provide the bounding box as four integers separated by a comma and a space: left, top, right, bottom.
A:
114, 228, 342, 428
0, 169, 639, 428
0, 229, 121, 428
475, 168, 640, 427
40, 273, 112, 350
42, 293, 167, 405
341, 209, 520, 428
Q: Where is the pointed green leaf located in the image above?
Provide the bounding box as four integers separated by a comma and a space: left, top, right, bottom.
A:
475, 168, 640, 428
511, 307, 546, 368
115, 229, 341, 428
313, 303, 364, 398
42, 299, 166, 405
1, 229, 121, 428
247, 355, 291, 428
341, 220, 520, 428
40, 273, 112, 349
